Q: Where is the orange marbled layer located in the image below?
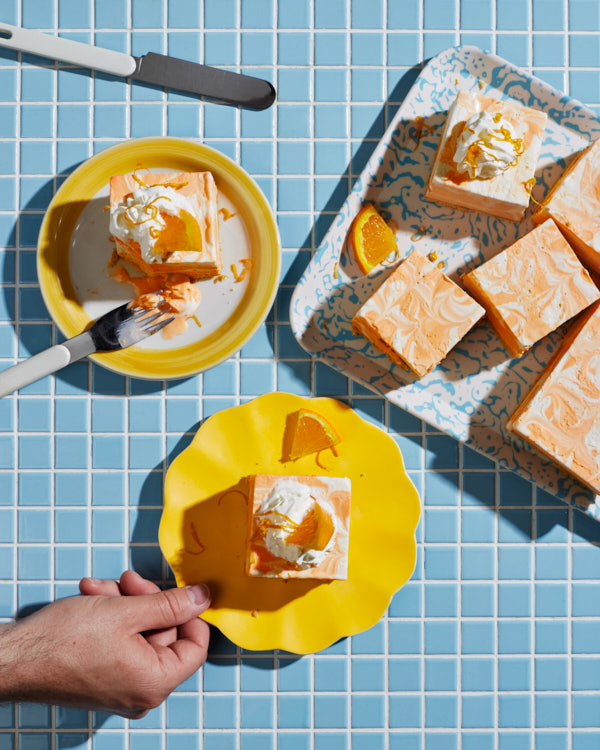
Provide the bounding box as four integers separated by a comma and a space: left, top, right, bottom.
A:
352, 249, 485, 377
461, 218, 600, 354
534, 138, 600, 271
508, 302, 600, 494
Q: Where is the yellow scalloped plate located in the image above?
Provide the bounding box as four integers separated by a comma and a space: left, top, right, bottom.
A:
159, 392, 421, 654
37, 137, 280, 380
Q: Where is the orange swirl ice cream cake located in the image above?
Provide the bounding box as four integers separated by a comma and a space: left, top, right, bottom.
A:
462, 218, 600, 357
507, 302, 600, 494
108, 170, 222, 338
533, 137, 600, 273
425, 91, 547, 221
352, 249, 485, 378
109, 171, 221, 280
245, 474, 351, 580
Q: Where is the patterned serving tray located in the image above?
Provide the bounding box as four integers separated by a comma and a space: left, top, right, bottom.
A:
290, 46, 600, 518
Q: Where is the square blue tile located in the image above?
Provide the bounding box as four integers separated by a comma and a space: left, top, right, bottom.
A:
461, 695, 494, 729
54, 509, 87, 544
389, 695, 422, 728
461, 621, 494, 655
277, 658, 310, 692
278, 696, 310, 729
314, 32, 347, 66
352, 695, 384, 728
535, 657, 568, 691
498, 621, 531, 654
461, 658, 494, 692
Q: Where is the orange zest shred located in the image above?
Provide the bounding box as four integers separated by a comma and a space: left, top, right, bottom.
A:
213, 274, 228, 284
437, 260, 447, 271
285, 408, 341, 461
192, 315, 202, 329
333, 261, 339, 280
522, 177, 542, 206
412, 115, 435, 150
218, 207, 237, 221
154, 181, 188, 190
185, 521, 206, 555
251, 609, 259, 618
132, 170, 149, 188
231, 259, 253, 283
411, 225, 427, 242
217, 489, 248, 506
103, 204, 110, 212
428, 250, 438, 262
315, 450, 328, 470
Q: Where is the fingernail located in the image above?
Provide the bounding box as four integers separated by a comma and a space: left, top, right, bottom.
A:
186, 583, 210, 607
87, 577, 100, 584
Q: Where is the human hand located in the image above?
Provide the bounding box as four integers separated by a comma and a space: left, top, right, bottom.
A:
0, 572, 210, 718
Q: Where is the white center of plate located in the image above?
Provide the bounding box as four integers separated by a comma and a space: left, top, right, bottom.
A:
69, 171, 252, 351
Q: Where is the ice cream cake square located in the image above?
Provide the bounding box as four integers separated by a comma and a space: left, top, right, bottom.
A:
425, 90, 547, 222
534, 137, 600, 273
245, 474, 351, 580
461, 218, 600, 358
109, 171, 221, 280
352, 249, 485, 378
507, 301, 600, 494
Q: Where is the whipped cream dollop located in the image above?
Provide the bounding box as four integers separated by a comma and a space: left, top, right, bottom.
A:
256, 479, 335, 568
454, 111, 523, 180
110, 185, 197, 264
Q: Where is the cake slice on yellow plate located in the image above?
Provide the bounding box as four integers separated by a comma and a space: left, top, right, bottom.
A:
109, 171, 221, 280
246, 473, 351, 580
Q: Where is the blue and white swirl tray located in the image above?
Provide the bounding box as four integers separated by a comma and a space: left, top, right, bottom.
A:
290, 46, 600, 518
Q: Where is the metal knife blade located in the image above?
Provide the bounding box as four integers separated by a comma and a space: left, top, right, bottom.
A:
0, 24, 276, 111
133, 53, 276, 110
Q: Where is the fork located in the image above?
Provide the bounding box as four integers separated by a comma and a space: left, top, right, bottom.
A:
0, 299, 174, 398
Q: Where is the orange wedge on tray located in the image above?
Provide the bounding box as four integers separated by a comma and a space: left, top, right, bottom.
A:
350, 202, 398, 274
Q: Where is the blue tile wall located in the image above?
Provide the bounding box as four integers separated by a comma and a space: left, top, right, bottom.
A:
0, 1, 599, 748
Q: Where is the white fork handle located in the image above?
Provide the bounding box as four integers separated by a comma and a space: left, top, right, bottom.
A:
0, 23, 137, 77
0, 345, 72, 398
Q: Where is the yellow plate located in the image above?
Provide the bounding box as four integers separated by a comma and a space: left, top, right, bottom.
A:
37, 137, 280, 380
160, 392, 421, 654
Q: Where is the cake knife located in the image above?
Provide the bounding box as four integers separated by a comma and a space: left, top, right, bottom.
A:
0, 23, 276, 110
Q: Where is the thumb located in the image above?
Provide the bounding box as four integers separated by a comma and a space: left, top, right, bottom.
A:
120, 584, 211, 632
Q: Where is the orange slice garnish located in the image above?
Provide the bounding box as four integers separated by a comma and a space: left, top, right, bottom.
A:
350, 203, 398, 275
286, 409, 341, 461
